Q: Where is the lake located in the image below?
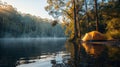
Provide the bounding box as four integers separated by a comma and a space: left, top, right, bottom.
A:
0, 38, 68, 67
0, 38, 120, 67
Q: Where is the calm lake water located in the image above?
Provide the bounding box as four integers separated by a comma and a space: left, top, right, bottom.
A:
0, 38, 67, 67
0, 38, 120, 67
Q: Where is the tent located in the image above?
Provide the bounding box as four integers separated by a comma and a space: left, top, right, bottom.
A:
82, 31, 106, 41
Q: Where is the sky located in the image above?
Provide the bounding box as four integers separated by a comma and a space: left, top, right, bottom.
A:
2, 0, 53, 19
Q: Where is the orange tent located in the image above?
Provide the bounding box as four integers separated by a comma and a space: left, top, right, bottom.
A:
82, 31, 106, 41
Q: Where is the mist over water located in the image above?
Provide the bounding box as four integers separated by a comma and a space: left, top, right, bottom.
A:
0, 37, 67, 41
0, 38, 67, 67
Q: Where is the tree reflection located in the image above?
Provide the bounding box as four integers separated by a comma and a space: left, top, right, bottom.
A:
65, 41, 120, 67
0, 38, 66, 67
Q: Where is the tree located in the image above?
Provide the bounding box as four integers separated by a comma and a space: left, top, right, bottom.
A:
45, 0, 85, 39
0, 1, 65, 38
94, 0, 99, 31
99, 0, 120, 39
45, 0, 120, 39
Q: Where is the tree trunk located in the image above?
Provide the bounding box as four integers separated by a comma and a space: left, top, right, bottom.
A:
85, 0, 89, 30
73, 0, 78, 39
94, 0, 99, 31
76, 0, 81, 39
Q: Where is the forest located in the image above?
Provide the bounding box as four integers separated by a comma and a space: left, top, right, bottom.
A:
0, 1, 65, 38
0, 0, 120, 67
45, 0, 120, 39
0, 0, 120, 39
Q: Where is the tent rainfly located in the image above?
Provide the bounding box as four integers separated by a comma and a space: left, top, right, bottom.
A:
82, 31, 106, 41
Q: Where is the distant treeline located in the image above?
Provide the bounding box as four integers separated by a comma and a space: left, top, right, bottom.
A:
0, 2, 65, 38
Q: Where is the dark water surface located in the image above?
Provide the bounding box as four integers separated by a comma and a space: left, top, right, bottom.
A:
0, 38, 67, 67
0, 38, 120, 67
65, 41, 120, 67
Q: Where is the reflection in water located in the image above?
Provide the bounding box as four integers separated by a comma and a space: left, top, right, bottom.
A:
0, 38, 66, 67
82, 43, 105, 57
65, 41, 120, 67
0, 38, 120, 67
